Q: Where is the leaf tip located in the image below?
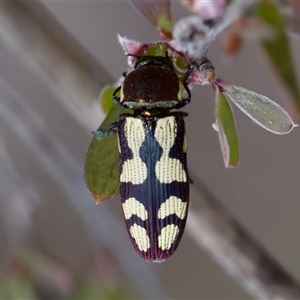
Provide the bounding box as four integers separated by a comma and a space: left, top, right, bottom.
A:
212, 123, 219, 132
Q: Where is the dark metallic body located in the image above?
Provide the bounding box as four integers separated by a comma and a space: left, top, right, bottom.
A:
112, 55, 193, 261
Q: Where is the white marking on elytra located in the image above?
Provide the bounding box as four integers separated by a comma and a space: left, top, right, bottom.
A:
158, 224, 180, 250
120, 117, 147, 184
154, 117, 187, 183
158, 196, 187, 220
129, 224, 150, 252
122, 197, 148, 221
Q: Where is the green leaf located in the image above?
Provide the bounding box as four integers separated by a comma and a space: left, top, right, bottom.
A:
215, 90, 240, 168
72, 279, 132, 300
224, 84, 296, 134
0, 279, 36, 300
84, 104, 130, 203
100, 85, 118, 115
255, 1, 300, 116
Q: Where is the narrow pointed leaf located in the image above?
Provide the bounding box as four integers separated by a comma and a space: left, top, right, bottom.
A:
129, 0, 173, 40
255, 2, 300, 116
224, 85, 296, 134
215, 90, 240, 168
84, 104, 130, 203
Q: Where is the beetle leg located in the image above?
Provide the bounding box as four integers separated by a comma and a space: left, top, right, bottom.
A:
92, 128, 116, 136
112, 85, 122, 105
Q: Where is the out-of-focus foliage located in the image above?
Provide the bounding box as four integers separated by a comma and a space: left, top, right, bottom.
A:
70, 280, 131, 300
129, 0, 172, 40
0, 248, 131, 300
255, 1, 300, 116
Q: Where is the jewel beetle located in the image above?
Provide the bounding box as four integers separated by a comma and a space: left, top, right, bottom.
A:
110, 54, 194, 262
